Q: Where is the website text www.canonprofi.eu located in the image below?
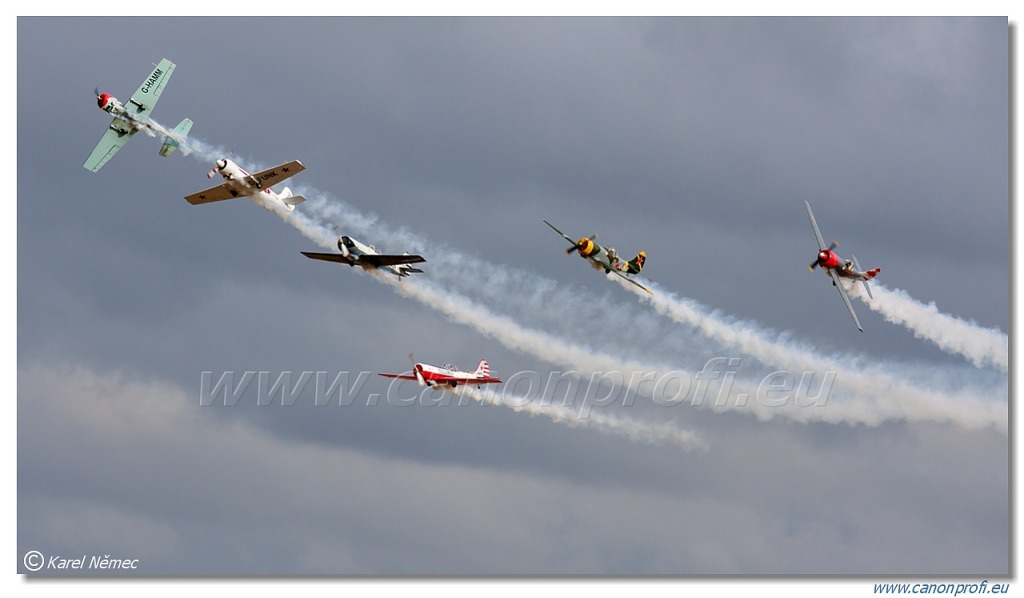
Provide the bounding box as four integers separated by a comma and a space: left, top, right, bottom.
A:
198, 357, 836, 420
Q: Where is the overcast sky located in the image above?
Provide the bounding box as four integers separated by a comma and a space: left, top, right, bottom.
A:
16, 16, 1009, 581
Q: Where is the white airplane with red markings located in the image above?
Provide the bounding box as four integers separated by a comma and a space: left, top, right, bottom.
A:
805, 200, 881, 332
379, 354, 502, 390
185, 159, 306, 213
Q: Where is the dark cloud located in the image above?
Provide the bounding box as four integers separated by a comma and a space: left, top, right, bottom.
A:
17, 17, 1009, 576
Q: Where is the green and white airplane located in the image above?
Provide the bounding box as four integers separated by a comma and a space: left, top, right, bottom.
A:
84, 58, 192, 173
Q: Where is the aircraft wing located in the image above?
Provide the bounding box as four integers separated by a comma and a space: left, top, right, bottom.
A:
300, 251, 355, 265
805, 201, 828, 251
829, 269, 864, 332
359, 254, 426, 268
608, 268, 653, 295
184, 184, 237, 205
83, 122, 135, 172
543, 220, 577, 246
378, 372, 419, 381
423, 373, 502, 385
127, 58, 175, 118
248, 160, 306, 190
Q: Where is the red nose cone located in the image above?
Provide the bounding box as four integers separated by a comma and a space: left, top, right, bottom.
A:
817, 249, 840, 269
96, 93, 113, 110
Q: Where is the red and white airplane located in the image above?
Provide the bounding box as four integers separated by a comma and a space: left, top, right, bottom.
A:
805, 200, 881, 332
185, 158, 306, 213
379, 354, 502, 390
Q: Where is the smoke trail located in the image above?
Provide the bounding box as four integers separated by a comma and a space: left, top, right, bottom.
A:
456, 386, 708, 451
849, 283, 1008, 372
165, 124, 1011, 379
149, 115, 275, 175
172, 135, 1007, 432
296, 185, 1007, 431
611, 274, 867, 381
609, 275, 1006, 430
378, 274, 1006, 431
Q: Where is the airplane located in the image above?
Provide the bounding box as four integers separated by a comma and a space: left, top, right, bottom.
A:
185, 159, 307, 212
379, 354, 502, 390
804, 200, 881, 332
85, 58, 193, 172
301, 234, 425, 278
543, 220, 652, 294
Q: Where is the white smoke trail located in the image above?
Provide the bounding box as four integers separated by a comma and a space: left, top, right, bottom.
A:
172, 135, 1007, 432
610, 275, 1006, 430
456, 386, 708, 451
849, 283, 1008, 372
261, 190, 1011, 384
149, 115, 274, 175
297, 188, 1008, 431
378, 274, 1006, 431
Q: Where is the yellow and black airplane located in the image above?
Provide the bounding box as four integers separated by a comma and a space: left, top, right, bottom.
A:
543, 220, 652, 295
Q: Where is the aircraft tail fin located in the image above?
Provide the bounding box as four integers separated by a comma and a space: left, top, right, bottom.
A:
473, 360, 490, 378
159, 118, 193, 157
862, 268, 880, 299
626, 251, 647, 274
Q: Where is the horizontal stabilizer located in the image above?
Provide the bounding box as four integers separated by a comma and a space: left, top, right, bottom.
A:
283, 195, 306, 209
159, 117, 193, 157
861, 280, 875, 300
852, 255, 879, 300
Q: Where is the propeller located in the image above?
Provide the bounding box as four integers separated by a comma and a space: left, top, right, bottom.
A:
329, 225, 351, 258
94, 88, 110, 110
809, 241, 839, 270
566, 234, 597, 255
207, 158, 229, 179
408, 353, 426, 387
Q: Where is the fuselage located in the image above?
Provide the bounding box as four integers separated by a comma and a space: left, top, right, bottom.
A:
417, 363, 478, 387
211, 159, 292, 212
339, 235, 420, 277
574, 238, 638, 274
96, 93, 150, 136
814, 249, 872, 281
339, 235, 375, 262
419, 359, 496, 389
